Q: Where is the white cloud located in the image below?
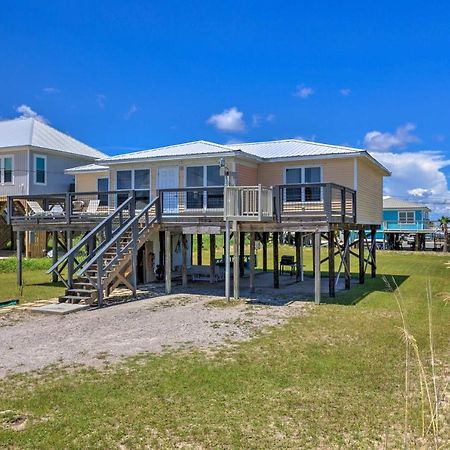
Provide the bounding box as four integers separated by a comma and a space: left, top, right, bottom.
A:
252, 113, 275, 127
124, 103, 138, 119
207, 107, 245, 132
339, 88, 351, 96
15, 104, 48, 123
364, 123, 419, 152
294, 85, 314, 99
96, 94, 106, 108
373, 150, 450, 215
43, 87, 60, 94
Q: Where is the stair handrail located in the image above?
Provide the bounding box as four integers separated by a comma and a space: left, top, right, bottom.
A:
47, 195, 135, 279
78, 196, 160, 279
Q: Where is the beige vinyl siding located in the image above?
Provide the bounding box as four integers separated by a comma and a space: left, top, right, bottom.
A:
257, 157, 355, 188
75, 171, 109, 192
356, 158, 383, 224
236, 161, 258, 185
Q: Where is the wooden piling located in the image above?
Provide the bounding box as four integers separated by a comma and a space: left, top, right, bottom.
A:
209, 234, 216, 283
314, 232, 321, 304
233, 224, 240, 299
249, 232, 256, 293
344, 230, 351, 290
262, 232, 268, 272
16, 231, 23, 286
165, 231, 172, 294
328, 231, 335, 298
197, 234, 203, 265
273, 231, 279, 288
295, 232, 301, 282
358, 229, 365, 284
52, 231, 58, 283
181, 234, 188, 287
371, 226, 377, 278
239, 231, 245, 278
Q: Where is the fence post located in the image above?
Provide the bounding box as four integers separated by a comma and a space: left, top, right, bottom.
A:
65, 192, 71, 223
324, 184, 332, 222
341, 188, 346, 223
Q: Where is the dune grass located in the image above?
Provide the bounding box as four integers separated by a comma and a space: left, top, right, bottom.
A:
0, 252, 448, 448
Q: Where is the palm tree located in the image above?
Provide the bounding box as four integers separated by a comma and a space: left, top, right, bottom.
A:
438, 216, 450, 252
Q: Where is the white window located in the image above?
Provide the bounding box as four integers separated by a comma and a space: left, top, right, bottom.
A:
34, 155, 47, 185
285, 166, 322, 202
0, 156, 14, 184
116, 169, 151, 209
399, 211, 415, 224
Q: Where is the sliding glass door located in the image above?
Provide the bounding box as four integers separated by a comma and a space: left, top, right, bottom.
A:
185, 165, 224, 210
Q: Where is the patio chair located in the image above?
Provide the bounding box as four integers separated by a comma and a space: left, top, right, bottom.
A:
27, 201, 64, 218
84, 199, 100, 215
280, 255, 296, 276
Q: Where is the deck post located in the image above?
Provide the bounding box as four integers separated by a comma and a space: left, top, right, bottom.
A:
66, 231, 74, 288
159, 230, 165, 275
273, 231, 279, 288
233, 222, 240, 299
209, 233, 216, 283
52, 231, 58, 283
300, 232, 304, 281
165, 230, 172, 294
181, 233, 188, 287
225, 221, 231, 300
328, 231, 336, 298
312, 234, 316, 276
239, 231, 245, 278
262, 232, 268, 272
358, 229, 365, 284
344, 230, 351, 289
295, 232, 301, 282
197, 234, 203, 266
249, 232, 256, 293
414, 233, 419, 251
371, 226, 377, 278
314, 232, 321, 304
16, 231, 23, 286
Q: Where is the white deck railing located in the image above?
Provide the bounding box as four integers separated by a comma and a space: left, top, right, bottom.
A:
224, 185, 273, 221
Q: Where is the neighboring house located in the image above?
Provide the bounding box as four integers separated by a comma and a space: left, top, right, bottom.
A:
377, 196, 433, 250
0, 117, 106, 254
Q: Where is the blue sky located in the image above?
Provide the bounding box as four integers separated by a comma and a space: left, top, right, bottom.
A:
1, 1, 450, 213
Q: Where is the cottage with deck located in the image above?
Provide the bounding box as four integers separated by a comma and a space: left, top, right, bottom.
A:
379, 196, 433, 250
0, 118, 106, 256
7, 139, 390, 304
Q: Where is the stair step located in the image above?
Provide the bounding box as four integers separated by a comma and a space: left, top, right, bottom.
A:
67, 289, 97, 296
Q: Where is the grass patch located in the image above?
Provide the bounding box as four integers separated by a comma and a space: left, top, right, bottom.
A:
0, 257, 52, 274
0, 253, 449, 448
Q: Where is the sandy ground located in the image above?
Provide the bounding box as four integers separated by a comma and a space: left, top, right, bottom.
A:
0, 294, 308, 378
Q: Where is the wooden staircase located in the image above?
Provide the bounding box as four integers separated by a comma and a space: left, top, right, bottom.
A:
49, 196, 160, 306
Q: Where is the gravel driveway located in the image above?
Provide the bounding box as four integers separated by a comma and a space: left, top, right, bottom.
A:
0, 294, 307, 378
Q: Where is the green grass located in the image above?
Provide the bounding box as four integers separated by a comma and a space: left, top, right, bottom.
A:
0, 257, 65, 304
0, 252, 449, 448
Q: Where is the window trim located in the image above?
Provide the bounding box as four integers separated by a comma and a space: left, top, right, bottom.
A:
34, 154, 47, 186
1, 154, 14, 185
398, 210, 415, 224
283, 165, 323, 202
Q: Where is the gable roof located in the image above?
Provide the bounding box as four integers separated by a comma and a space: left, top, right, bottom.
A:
383, 196, 431, 211
0, 118, 106, 159
97, 138, 390, 174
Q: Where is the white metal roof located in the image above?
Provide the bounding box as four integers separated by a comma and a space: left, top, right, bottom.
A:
97, 138, 389, 175
383, 196, 430, 211
100, 140, 236, 163
228, 139, 361, 159
65, 163, 109, 174
0, 118, 106, 159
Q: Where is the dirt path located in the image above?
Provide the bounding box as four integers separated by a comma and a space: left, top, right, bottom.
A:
0, 294, 307, 378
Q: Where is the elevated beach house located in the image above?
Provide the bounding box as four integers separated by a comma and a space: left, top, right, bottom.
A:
379, 196, 433, 250
7, 139, 390, 303
0, 118, 106, 255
